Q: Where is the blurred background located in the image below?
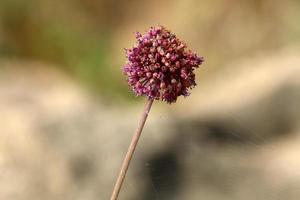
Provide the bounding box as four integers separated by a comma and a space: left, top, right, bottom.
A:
1, 0, 300, 199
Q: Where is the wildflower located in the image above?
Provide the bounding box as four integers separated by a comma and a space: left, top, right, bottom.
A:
123, 26, 204, 103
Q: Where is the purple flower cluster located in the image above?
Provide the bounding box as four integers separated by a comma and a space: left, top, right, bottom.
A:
123, 26, 204, 103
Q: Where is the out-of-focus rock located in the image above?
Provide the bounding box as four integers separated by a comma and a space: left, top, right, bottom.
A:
0, 47, 300, 200
0, 60, 173, 200
164, 47, 300, 200
137, 47, 300, 200
175, 47, 300, 141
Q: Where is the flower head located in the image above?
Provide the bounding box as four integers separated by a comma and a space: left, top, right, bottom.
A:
123, 26, 204, 103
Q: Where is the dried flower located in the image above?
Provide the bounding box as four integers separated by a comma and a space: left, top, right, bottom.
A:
123, 26, 204, 103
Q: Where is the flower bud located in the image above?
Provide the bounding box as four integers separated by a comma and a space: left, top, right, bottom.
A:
123, 26, 204, 103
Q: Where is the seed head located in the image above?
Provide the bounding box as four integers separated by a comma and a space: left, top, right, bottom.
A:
123, 26, 204, 103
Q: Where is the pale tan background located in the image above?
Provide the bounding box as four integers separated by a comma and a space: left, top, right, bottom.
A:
1, 0, 300, 199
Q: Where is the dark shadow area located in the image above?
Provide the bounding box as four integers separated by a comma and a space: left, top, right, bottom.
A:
70, 154, 95, 183
142, 149, 181, 200
173, 82, 298, 148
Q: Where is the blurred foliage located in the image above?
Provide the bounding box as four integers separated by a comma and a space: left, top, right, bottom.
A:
0, 0, 130, 99
0, 0, 300, 101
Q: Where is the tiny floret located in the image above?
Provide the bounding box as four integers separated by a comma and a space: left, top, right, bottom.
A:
123, 26, 204, 103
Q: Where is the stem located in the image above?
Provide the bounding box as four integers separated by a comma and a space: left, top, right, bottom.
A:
110, 99, 154, 200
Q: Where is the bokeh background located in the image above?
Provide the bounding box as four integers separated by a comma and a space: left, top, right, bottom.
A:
1, 0, 300, 199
